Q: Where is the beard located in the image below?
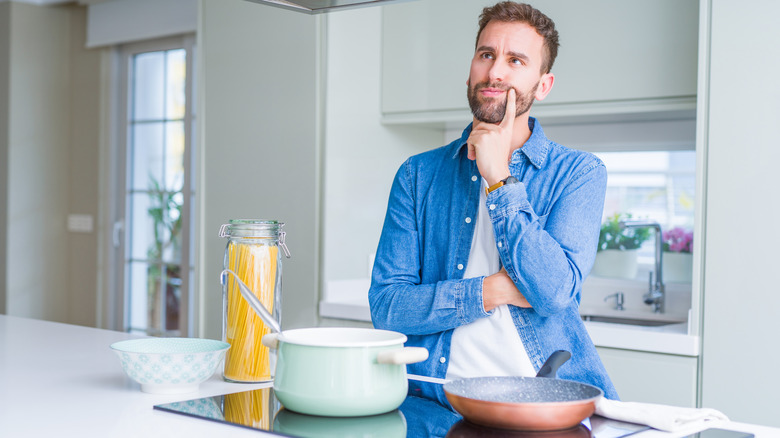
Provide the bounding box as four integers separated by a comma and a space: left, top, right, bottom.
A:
467, 81, 538, 124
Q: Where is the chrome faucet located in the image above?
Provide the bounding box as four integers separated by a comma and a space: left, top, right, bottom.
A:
619, 219, 665, 313
604, 292, 625, 311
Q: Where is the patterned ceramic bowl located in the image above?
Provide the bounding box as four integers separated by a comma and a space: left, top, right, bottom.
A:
110, 338, 230, 394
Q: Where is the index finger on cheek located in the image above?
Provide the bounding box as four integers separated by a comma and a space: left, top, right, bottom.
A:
502, 89, 516, 128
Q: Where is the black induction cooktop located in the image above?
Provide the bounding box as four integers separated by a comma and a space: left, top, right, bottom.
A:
154, 386, 651, 438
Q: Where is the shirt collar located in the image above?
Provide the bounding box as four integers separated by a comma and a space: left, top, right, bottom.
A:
452, 117, 550, 169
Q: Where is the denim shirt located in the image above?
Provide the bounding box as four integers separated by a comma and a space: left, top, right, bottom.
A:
369, 118, 619, 405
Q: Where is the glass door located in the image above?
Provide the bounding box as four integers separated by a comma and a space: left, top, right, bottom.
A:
117, 36, 196, 336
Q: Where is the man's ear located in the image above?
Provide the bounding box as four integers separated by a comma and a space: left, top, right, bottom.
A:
534, 73, 555, 101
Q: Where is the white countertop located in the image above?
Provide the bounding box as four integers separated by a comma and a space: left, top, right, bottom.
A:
0, 315, 270, 438
1, 315, 776, 437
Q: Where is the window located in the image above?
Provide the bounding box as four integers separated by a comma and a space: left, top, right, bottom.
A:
117, 36, 196, 336
595, 150, 696, 275
598, 150, 696, 229
539, 117, 697, 284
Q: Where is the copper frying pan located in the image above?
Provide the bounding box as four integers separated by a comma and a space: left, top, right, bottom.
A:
443, 351, 603, 431
446, 420, 592, 437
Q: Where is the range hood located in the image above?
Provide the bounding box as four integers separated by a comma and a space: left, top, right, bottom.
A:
244, 0, 413, 14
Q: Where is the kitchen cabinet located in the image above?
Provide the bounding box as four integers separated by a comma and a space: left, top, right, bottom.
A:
597, 347, 698, 407
381, 0, 699, 124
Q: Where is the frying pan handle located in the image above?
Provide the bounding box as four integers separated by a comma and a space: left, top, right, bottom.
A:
536, 350, 571, 378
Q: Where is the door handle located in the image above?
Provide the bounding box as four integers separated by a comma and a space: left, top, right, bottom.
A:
112, 220, 124, 248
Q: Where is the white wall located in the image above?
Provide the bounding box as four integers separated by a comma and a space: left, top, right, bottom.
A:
322, 6, 444, 285
0, 3, 101, 325
198, 0, 321, 338
85, 0, 197, 48
0, 2, 9, 315
5, 3, 71, 321
67, 4, 101, 327
699, 0, 780, 426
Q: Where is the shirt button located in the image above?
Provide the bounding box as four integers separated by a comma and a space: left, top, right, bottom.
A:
489, 204, 496, 210
471, 175, 478, 182
457, 264, 464, 270
465, 217, 472, 224
497, 242, 503, 248
439, 357, 447, 364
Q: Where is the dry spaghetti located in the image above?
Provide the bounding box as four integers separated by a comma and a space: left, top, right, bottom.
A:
223, 387, 273, 428
223, 240, 278, 382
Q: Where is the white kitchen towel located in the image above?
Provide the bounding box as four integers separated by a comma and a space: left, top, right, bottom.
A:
595, 398, 729, 433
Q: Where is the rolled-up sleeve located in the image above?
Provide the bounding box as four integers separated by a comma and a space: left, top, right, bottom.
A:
369, 160, 490, 335
487, 162, 607, 316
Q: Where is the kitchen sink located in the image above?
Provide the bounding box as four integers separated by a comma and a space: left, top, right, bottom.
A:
581, 315, 685, 327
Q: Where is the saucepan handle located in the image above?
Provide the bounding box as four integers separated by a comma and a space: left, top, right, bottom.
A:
376, 347, 429, 365
536, 350, 572, 378
261, 333, 279, 350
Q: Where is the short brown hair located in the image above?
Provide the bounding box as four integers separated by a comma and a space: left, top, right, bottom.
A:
476, 2, 560, 74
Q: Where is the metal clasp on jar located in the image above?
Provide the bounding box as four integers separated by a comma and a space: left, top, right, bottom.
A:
279, 231, 291, 258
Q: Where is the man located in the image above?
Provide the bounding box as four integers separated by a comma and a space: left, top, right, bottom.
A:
368, 1, 618, 405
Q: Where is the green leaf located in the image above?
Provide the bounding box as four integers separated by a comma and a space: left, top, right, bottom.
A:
597, 212, 653, 251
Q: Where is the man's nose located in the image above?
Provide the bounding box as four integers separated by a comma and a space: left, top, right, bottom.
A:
488, 60, 507, 82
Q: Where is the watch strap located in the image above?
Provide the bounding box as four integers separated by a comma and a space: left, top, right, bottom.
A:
486, 180, 505, 195
486, 175, 518, 195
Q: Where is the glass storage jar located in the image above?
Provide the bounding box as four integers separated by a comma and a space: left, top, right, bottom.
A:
219, 220, 290, 383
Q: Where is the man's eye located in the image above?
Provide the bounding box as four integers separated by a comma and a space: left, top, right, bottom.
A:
481, 53, 494, 60
510, 58, 523, 65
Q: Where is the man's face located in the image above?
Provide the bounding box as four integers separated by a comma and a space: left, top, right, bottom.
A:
467, 20, 550, 124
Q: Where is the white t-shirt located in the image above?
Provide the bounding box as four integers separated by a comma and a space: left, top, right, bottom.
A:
445, 180, 536, 380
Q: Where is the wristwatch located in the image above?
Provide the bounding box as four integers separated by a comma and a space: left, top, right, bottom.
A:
486, 175, 519, 195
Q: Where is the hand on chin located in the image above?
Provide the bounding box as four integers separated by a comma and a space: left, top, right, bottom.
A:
466, 89, 516, 186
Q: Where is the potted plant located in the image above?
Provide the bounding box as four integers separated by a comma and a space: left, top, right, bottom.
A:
592, 213, 652, 279
662, 227, 693, 283
146, 177, 183, 334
